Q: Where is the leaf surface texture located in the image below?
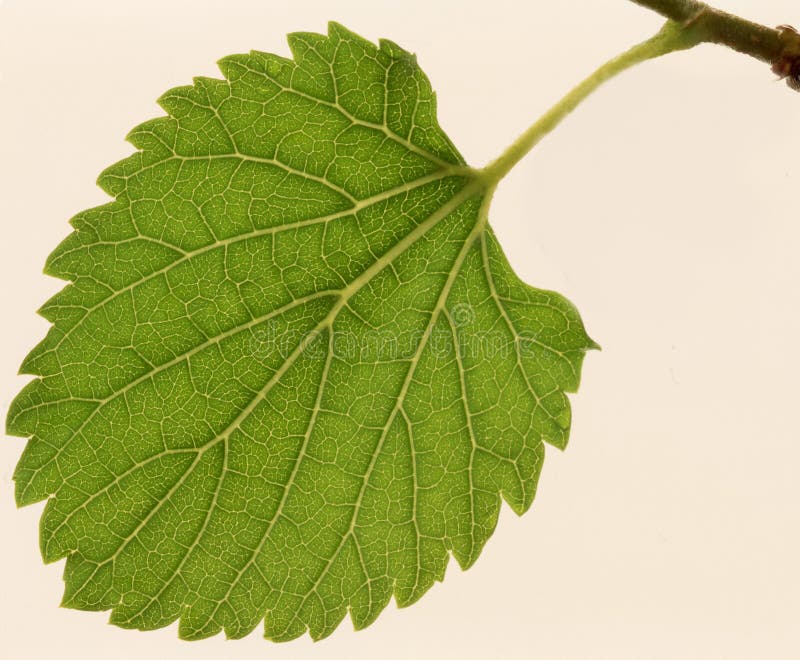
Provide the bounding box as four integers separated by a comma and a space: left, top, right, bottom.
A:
8, 23, 595, 641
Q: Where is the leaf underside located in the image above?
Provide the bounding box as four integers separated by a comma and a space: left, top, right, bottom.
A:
7, 22, 595, 641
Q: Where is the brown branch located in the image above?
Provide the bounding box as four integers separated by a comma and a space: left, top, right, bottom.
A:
630, 0, 800, 90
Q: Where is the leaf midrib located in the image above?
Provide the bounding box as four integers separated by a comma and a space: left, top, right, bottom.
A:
200, 185, 491, 634
34, 175, 484, 534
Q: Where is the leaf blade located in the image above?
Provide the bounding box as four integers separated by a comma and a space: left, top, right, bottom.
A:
8, 22, 595, 641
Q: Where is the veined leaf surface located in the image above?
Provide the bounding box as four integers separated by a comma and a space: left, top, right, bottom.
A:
7, 22, 595, 641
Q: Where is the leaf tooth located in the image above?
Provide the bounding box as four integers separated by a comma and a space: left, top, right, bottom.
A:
44, 238, 89, 282
285, 31, 337, 102
16, 335, 54, 378
60, 554, 116, 610
450, 490, 502, 571
40, 498, 74, 563
379, 38, 416, 63
6, 380, 41, 436
309, 604, 348, 642
544, 398, 571, 450
327, 21, 373, 52
156, 82, 204, 117
262, 614, 307, 643
35, 274, 113, 332
248, 50, 295, 75
177, 607, 224, 642
13, 406, 99, 506
42, 238, 79, 283
125, 116, 177, 155
191, 75, 230, 106
96, 151, 141, 197
286, 30, 330, 62
348, 589, 389, 634
215, 52, 246, 81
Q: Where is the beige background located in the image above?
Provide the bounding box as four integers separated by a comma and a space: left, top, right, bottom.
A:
1, 1, 799, 658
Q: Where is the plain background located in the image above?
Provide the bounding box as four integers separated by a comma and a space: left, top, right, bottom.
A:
1, 1, 798, 658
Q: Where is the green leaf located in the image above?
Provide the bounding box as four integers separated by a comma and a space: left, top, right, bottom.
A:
7, 22, 596, 641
